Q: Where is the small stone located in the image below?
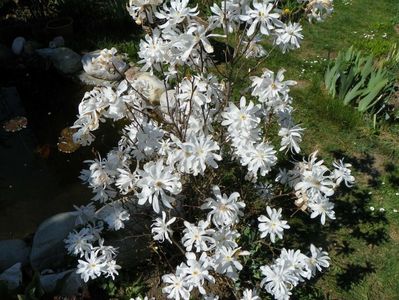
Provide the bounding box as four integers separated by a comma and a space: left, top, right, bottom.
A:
49, 36, 65, 49
124, 67, 140, 83
11, 37, 26, 55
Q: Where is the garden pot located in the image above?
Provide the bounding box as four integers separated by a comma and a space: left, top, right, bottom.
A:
46, 17, 73, 38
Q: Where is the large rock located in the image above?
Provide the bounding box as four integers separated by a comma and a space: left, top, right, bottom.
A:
30, 212, 77, 271
36, 47, 82, 74
40, 269, 82, 295
0, 263, 22, 290
51, 47, 82, 74
0, 240, 30, 272
81, 50, 127, 81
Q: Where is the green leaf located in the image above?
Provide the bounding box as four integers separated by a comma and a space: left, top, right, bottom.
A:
359, 56, 374, 83
365, 67, 389, 93
343, 81, 364, 105
358, 79, 389, 112
325, 65, 340, 97
338, 68, 356, 100
344, 46, 354, 62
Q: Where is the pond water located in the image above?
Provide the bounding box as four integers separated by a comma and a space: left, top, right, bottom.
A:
0, 63, 93, 239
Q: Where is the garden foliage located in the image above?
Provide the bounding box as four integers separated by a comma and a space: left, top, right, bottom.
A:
324, 46, 396, 116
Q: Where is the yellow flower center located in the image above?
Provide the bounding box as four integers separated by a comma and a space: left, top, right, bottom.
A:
155, 181, 164, 188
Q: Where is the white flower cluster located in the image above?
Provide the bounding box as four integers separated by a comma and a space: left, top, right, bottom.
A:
298, 0, 334, 22
277, 152, 355, 225
127, 0, 163, 25
162, 186, 249, 299
86, 47, 126, 76
260, 245, 330, 300
64, 225, 121, 282
127, 0, 308, 70
64, 1, 344, 299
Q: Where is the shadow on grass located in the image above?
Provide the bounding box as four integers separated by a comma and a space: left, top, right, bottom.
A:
333, 188, 389, 246
335, 240, 355, 256
385, 162, 399, 186
336, 262, 375, 291
352, 226, 389, 246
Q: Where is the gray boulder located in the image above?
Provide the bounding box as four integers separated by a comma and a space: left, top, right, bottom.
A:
30, 212, 77, 271
40, 269, 82, 295
36, 47, 82, 74
0, 240, 30, 272
51, 47, 82, 74
0, 263, 22, 290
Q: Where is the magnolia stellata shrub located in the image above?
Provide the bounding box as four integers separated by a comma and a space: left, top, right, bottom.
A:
64, 0, 355, 299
